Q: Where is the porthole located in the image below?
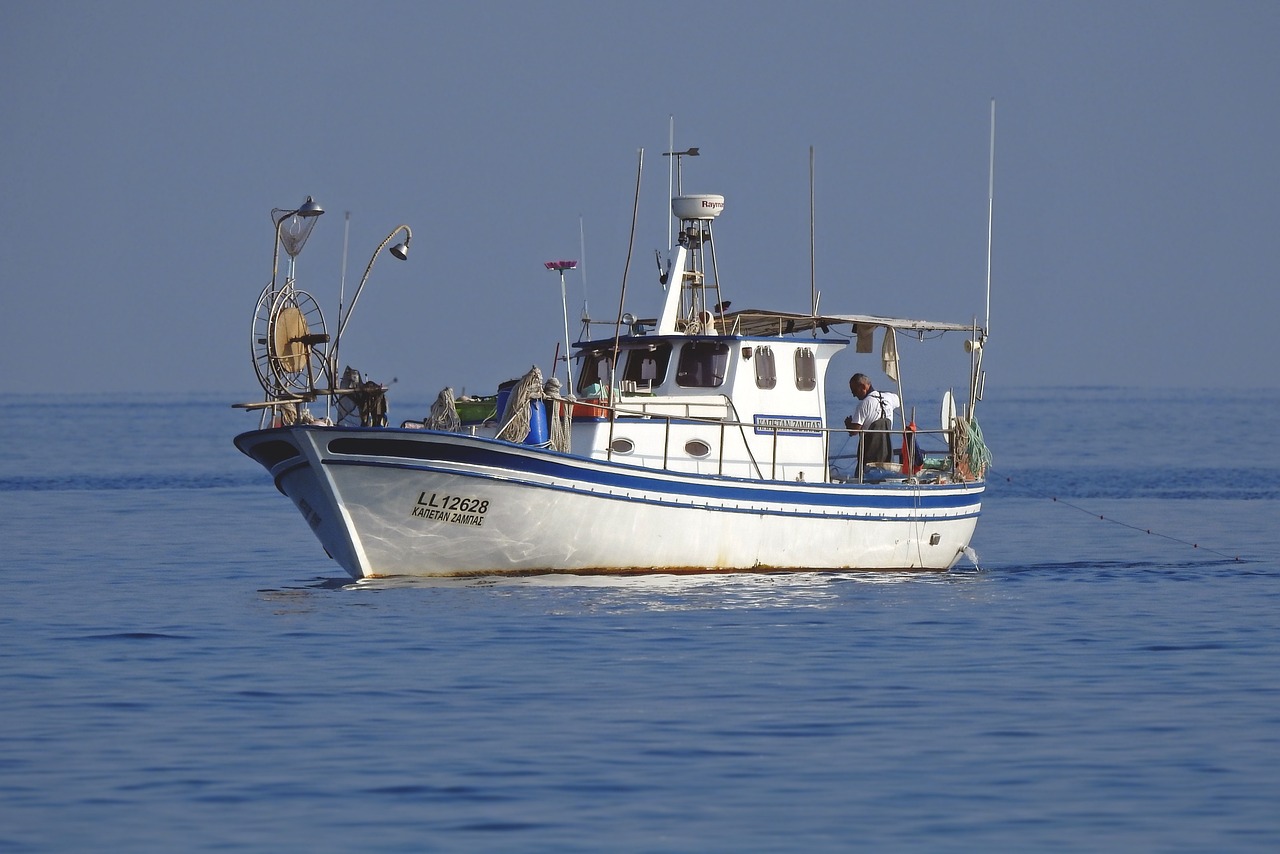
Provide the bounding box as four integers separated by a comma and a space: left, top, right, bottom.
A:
610, 438, 635, 454
684, 439, 712, 458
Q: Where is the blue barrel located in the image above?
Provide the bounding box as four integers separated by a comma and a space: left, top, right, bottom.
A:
495, 379, 519, 422
494, 381, 550, 446
525, 400, 549, 446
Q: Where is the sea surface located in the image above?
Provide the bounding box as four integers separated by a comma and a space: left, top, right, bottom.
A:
2, 387, 1278, 852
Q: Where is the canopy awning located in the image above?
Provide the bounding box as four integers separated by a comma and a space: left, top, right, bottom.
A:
668, 309, 983, 337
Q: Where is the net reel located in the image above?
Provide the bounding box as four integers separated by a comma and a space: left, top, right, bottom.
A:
250, 197, 331, 400
251, 283, 331, 398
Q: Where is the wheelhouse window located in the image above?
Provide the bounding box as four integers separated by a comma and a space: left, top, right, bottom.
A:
676, 341, 730, 388
622, 344, 672, 390
794, 347, 816, 391
576, 351, 611, 397
754, 345, 777, 390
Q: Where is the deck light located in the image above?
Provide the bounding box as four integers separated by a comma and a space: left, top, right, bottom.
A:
332, 224, 413, 377
295, 196, 325, 218
270, 196, 326, 293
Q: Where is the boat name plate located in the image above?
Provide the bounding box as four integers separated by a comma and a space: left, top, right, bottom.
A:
753, 415, 824, 436
412, 492, 490, 527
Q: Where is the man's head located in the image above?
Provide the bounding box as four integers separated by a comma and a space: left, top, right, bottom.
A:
849, 373, 872, 400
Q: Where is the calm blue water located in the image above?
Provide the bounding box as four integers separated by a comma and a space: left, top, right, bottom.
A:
2, 388, 1278, 852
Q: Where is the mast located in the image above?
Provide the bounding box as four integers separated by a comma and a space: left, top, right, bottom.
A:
985, 99, 996, 338
656, 194, 724, 335
810, 146, 817, 317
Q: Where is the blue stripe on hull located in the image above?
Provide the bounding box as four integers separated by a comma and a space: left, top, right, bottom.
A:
323, 456, 982, 522
303, 429, 982, 517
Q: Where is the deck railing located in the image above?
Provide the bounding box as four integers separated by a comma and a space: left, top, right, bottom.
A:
547, 395, 967, 485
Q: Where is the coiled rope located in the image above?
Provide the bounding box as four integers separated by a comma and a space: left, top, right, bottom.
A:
543, 377, 573, 453
426, 387, 461, 432
497, 365, 544, 443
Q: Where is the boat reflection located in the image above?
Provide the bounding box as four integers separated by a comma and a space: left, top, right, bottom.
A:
340, 566, 987, 610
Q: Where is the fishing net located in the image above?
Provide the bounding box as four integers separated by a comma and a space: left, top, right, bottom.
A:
953, 416, 992, 481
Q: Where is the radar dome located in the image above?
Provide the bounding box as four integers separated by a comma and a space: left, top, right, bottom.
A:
672, 194, 725, 220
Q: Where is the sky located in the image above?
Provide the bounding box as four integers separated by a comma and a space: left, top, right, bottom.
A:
3, 1, 1278, 403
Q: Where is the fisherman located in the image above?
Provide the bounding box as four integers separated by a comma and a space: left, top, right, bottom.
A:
845, 373, 899, 473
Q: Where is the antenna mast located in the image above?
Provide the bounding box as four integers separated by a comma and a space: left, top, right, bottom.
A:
578, 215, 590, 339
809, 145, 817, 317
667, 116, 675, 251
545, 260, 578, 391
985, 99, 996, 337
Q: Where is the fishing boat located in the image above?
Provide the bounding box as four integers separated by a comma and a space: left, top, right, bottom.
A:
234, 152, 991, 578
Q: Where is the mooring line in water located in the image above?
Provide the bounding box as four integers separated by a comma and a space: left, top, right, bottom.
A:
994, 471, 1244, 562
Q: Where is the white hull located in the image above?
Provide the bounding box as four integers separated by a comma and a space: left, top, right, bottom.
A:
237, 426, 983, 578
